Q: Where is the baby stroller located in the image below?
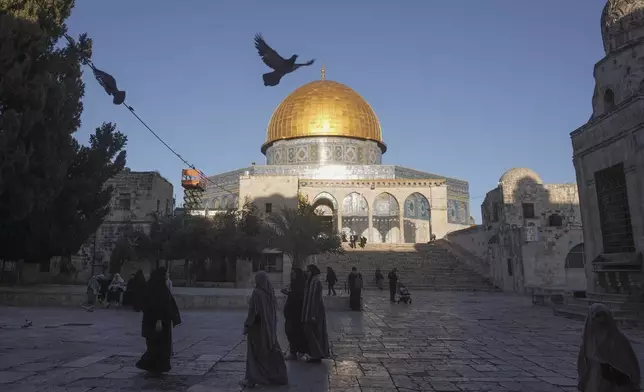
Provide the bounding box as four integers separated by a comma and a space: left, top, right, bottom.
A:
397, 284, 412, 304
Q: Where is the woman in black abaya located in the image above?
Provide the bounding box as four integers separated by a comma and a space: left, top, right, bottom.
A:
282, 267, 308, 359
136, 267, 181, 375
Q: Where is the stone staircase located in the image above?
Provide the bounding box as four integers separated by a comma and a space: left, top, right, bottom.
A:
554, 292, 644, 327
316, 243, 494, 291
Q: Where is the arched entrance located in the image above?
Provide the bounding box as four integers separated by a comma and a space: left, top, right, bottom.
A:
341, 192, 369, 238
312, 192, 337, 236
403, 192, 430, 243
373, 192, 400, 243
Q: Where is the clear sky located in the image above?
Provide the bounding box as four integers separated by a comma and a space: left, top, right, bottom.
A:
67, 0, 608, 223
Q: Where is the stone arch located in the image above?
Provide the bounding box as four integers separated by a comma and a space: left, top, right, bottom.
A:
565, 243, 585, 269
220, 195, 229, 210
313, 192, 338, 211
403, 192, 430, 243
341, 192, 369, 238
372, 192, 400, 243
313, 192, 338, 235
213, 197, 221, 210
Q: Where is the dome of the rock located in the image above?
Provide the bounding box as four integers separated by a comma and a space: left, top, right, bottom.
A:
262, 78, 384, 153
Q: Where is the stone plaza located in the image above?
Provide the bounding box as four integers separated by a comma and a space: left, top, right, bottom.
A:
2, 291, 644, 392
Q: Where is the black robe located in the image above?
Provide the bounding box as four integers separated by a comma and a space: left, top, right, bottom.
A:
283, 270, 308, 355
136, 273, 181, 374
301, 275, 330, 359
347, 272, 362, 311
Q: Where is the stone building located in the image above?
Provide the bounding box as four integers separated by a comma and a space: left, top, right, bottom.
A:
571, 0, 644, 296
444, 168, 585, 294
186, 68, 473, 247
63, 170, 174, 280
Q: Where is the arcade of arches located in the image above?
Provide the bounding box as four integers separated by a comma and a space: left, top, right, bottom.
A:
310, 190, 431, 243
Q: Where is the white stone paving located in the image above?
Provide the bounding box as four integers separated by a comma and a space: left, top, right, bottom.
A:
0, 291, 643, 391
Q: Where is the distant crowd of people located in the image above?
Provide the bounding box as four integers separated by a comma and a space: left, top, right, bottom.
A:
341, 233, 366, 249
82, 266, 172, 312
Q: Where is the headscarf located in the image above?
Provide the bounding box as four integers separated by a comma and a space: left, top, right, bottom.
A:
143, 267, 181, 327
111, 273, 125, 286
283, 268, 306, 319
245, 271, 278, 353
302, 264, 323, 323
578, 303, 640, 390
290, 268, 306, 296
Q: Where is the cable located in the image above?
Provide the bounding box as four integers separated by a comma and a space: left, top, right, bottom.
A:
120, 102, 236, 196
61, 34, 237, 197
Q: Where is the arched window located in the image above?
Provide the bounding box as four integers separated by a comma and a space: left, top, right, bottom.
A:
565, 243, 585, 269
604, 89, 615, 111
548, 214, 563, 227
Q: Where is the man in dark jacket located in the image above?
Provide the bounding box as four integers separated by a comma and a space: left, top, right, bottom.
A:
387, 268, 398, 302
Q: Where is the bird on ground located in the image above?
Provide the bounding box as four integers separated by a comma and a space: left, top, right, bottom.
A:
254, 33, 315, 87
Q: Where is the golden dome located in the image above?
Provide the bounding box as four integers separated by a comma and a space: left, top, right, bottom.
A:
262, 74, 384, 153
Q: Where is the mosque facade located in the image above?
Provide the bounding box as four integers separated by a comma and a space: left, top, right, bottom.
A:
186, 69, 473, 242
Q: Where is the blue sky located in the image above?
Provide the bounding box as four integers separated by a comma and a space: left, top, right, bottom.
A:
67, 0, 607, 223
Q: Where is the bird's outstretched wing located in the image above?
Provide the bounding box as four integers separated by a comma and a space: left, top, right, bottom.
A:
254, 34, 285, 70
293, 59, 315, 71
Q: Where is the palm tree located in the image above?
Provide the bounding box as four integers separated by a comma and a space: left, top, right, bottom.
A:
266, 195, 343, 269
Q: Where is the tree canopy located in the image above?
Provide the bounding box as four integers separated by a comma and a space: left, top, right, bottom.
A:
266, 195, 343, 269
0, 1, 128, 263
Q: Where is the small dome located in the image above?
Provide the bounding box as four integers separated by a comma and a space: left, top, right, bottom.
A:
262, 72, 384, 154
601, 0, 644, 54
499, 168, 543, 185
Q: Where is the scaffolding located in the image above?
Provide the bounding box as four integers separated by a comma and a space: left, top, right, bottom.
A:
181, 168, 206, 211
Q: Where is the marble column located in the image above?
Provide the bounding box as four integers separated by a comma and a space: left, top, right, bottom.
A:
336, 208, 343, 235
399, 206, 405, 243
368, 208, 374, 243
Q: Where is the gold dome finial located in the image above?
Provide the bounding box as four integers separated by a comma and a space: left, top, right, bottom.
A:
321, 65, 325, 80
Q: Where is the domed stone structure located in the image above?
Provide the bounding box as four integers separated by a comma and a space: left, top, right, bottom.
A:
499, 168, 543, 186
262, 74, 386, 165
185, 67, 473, 244
601, 0, 644, 54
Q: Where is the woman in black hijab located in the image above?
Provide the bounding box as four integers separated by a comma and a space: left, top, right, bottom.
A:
281, 267, 308, 359
135, 267, 181, 375
301, 264, 330, 363
125, 270, 146, 312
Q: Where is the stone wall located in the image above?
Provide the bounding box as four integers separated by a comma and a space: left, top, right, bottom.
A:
444, 168, 585, 294
47, 171, 175, 283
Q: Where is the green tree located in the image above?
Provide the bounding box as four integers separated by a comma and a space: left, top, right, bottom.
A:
0, 2, 128, 266
0, 0, 91, 223
26, 123, 126, 266
266, 195, 343, 269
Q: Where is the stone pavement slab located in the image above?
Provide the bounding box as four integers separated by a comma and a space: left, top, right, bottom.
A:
0, 291, 643, 391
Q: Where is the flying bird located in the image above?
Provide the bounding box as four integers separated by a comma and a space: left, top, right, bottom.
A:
92, 66, 126, 105
254, 34, 315, 87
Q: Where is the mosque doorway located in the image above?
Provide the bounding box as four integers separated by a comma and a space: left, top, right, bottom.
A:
313, 198, 335, 236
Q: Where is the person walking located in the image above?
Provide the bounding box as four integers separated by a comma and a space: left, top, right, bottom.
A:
375, 268, 384, 290
347, 267, 363, 311
240, 271, 288, 388
135, 267, 182, 375
387, 268, 399, 303
281, 268, 308, 360
325, 267, 337, 296
302, 264, 330, 363
577, 303, 640, 392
